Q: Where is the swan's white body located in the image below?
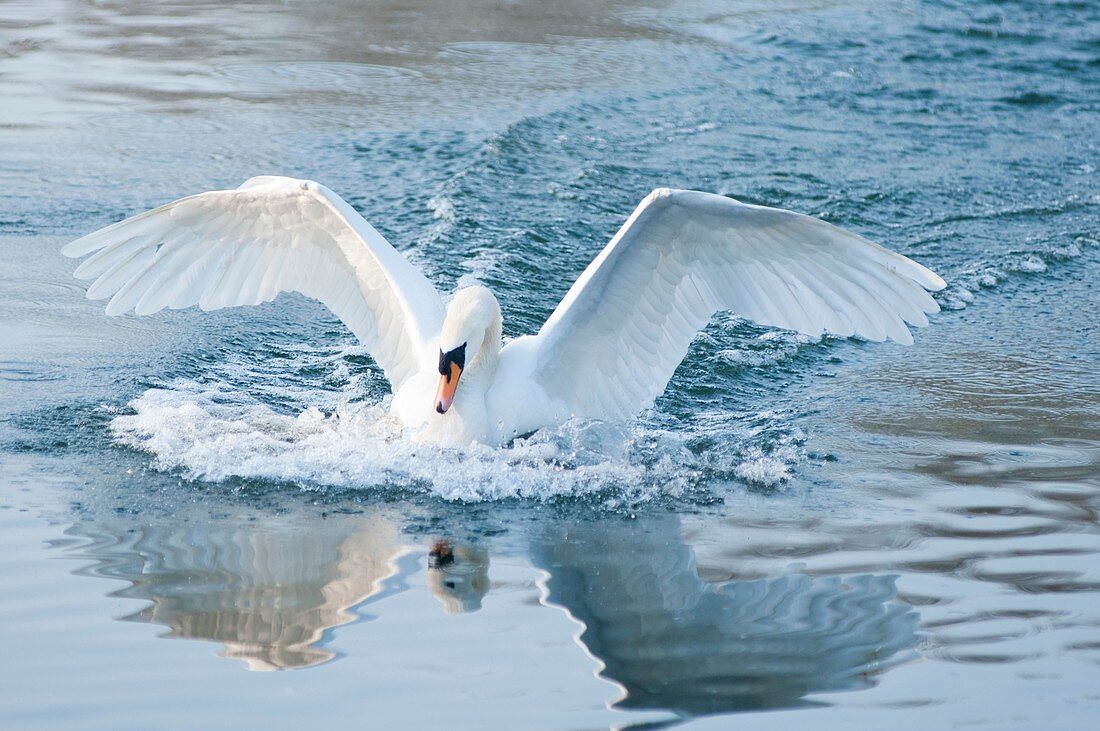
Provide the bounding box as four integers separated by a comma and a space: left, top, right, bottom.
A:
64, 177, 946, 446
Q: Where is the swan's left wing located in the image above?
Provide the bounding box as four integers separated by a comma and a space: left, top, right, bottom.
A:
62, 176, 444, 390
518, 188, 946, 421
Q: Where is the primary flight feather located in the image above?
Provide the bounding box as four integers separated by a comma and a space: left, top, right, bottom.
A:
64, 177, 945, 446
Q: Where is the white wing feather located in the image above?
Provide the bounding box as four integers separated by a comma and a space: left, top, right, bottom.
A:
62, 176, 444, 390
522, 188, 946, 420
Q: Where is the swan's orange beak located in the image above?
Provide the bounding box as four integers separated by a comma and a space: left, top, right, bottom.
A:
435, 343, 466, 415
435, 361, 462, 414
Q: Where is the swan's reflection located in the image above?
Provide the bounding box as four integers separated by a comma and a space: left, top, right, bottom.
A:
67, 510, 408, 671
65, 501, 916, 712
531, 516, 919, 714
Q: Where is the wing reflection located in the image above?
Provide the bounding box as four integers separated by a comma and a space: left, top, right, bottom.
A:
67, 511, 406, 671
531, 516, 918, 714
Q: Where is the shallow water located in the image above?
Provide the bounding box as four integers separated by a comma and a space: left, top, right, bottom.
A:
1, 0, 1099, 728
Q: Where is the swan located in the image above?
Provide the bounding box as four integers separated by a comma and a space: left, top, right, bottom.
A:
63, 176, 946, 446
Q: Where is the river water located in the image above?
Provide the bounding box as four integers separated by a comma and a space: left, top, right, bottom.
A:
1, 1, 1098, 728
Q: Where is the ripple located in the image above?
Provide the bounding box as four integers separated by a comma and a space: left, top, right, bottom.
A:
0, 361, 64, 383
938, 650, 1042, 664
218, 61, 423, 90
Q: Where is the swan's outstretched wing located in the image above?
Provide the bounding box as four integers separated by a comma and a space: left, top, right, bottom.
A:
521, 188, 946, 420
62, 176, 444, 389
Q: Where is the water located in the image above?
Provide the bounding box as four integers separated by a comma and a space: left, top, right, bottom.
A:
1, 0, 1098, 727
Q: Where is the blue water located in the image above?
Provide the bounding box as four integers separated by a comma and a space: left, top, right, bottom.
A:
1, 0, 1098, 728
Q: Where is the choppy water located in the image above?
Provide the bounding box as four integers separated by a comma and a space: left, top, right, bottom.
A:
1, 0, 1098, 728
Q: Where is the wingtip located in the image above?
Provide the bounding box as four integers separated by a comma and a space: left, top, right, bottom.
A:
894, 327, 915, 346
907, 258, 947, 292
897, 258, 947, 293
103, 298, 129, 317
72, 257, 100, 280
60, 234, 99, 259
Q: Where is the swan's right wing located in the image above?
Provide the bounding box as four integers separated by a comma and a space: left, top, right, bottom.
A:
62, 176, 444, 390
519, 188, 945, 421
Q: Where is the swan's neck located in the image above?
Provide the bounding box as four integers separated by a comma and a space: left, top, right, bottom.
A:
464, 316, 502, 385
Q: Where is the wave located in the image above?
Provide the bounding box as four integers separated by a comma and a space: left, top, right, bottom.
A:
937, 233, 1096, 311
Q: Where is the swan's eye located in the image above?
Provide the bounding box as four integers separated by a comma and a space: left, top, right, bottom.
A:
438, 343, 467, 377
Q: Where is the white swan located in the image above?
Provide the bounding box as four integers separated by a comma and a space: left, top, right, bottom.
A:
63, 176, 946, 446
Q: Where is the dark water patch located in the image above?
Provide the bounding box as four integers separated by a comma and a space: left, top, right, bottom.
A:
938, 651, 1042, 664
996, 91, 1065, 106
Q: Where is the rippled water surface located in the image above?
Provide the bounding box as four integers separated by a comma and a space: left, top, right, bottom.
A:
1, 0, 1098, 728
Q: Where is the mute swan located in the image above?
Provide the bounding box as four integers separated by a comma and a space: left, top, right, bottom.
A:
63, 177, 946, 446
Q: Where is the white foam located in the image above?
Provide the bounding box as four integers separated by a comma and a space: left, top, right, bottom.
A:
717, 331, 819, 368
937, 239, 1089, 311
426, 194, 455, 223
109, 381, 722, 503
733, 447, 797, 488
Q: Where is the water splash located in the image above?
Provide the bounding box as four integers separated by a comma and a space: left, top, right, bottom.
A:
109, 382, 694, 503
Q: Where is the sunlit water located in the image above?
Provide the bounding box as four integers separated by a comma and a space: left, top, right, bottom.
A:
1, 0, 1098, 728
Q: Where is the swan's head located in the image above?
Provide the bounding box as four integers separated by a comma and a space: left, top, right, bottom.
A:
427, 540, 490, 614
435, 286, 502, 414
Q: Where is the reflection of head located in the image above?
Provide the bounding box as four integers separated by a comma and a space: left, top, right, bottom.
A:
70, 512, 402, 671
531, 516, 918, 715
427, 540, 490, 614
